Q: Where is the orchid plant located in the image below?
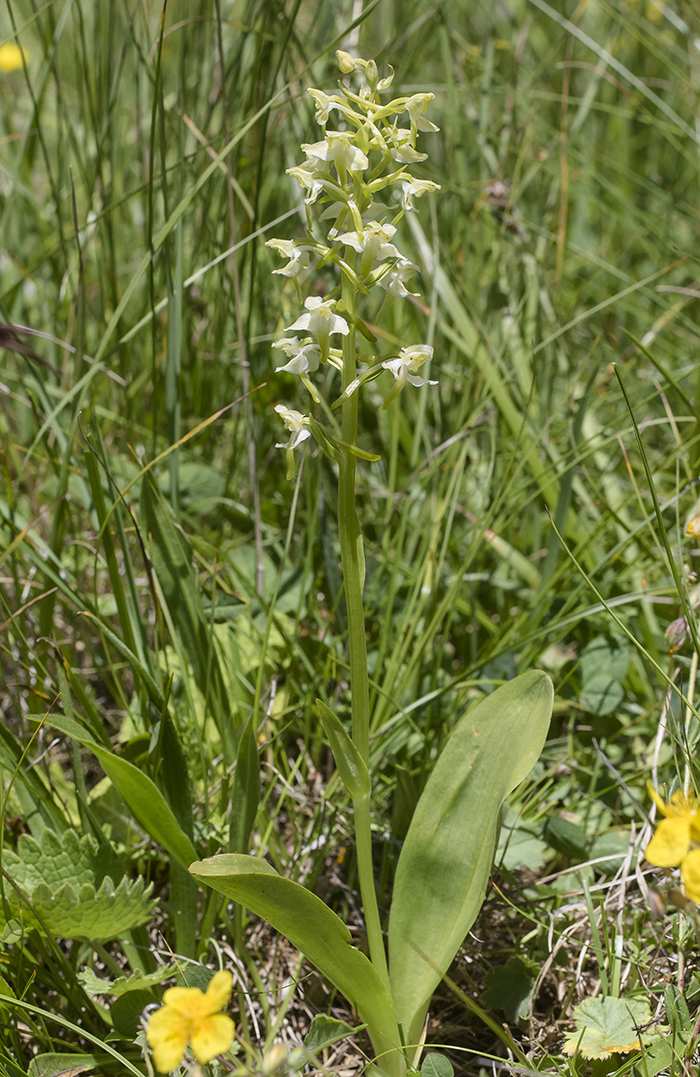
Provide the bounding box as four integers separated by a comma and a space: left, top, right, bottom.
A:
184, 53, 554, 1077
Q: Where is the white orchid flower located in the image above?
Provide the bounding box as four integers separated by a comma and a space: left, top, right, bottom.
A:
307, 88, 352, 126
274, 404, 312, 449
400, 178, 441, 212
286, 157, 329, 204
274, 404, 313, 479
301, 132, 369, 184
377, 257, 419, 297
273, 337, 322, 401
381, 344, 436, 408
337, 220, 401, 278
388, 129, 428, 164
266, 238, 313, 277
286, 296, 350, 363
404, 93, 440, 133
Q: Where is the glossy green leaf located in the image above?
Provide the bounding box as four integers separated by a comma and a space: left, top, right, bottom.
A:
190, 854, 405, 1077
388, 670, 553, 1048
40, 715, 197, 869
316, 700, 370, 801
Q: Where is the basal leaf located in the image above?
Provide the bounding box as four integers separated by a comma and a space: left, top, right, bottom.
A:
190, 854, 405, 1077
388, 670, 553, 1048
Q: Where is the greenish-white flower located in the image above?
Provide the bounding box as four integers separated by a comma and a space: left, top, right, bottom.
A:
404, 93, 440, 133
381, 344, 436, 408
274, 404, 312, 450
302, 132, 369, 182
286, 162, 328, 205
307, 88, 351, 126
286, 296, 350, 364
337, 221, 401, 277
287, 296, 349, 338
388, 129, 428, 164
266, 238, 313, 277
400, 178, 441, 212
377, 257, 418, 297
273, 337, 321, 374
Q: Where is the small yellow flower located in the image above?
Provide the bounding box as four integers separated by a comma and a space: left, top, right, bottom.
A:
645, 784, 700, 868
0, 42, 27, 73
146, 970, 235, 1073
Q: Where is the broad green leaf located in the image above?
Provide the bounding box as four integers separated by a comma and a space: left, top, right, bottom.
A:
420, 1055, 454, 1077
580, 637, 627, 715
388, 670, 553, 1048
563, 996, 651, 1058
636, 1033, 691, 1076
190, 854, 405, 1077
482, 956, 538, 1023
39, 714, 197, 869
110, 989, 156, 1039
28, 1054, 99, 1077
304, 1015, 365, 1054
543, 816, 588, 859
1, 830, 153, 941
316, 700, 370, 801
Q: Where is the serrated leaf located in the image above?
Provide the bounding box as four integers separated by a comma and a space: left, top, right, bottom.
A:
1, 829, 153, 941
303, 1015, 364, 1054
78, 965, 175, 999
482, 956, 538, 1023
563, 996, 651, 1058
28, 1054, 98, 1077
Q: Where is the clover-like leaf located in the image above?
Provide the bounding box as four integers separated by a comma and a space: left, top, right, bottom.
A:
1, 829, 153, 941
563, 996, 651, 1059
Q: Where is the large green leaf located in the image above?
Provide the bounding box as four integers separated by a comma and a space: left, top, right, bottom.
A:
388, 670, 553, 1048
190, 854, 405, 1077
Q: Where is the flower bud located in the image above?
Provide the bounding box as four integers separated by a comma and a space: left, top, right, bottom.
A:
336, 50, 356, 73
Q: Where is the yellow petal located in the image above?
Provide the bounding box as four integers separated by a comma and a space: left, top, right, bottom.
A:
162, 985, 211, 1019
202, 969, 233, 1014
0, 43, 26, 73
682, 849, 700, 904
147, 1006, 191, 1073
190, 1013, 235, 1063
645, 816, 691, 867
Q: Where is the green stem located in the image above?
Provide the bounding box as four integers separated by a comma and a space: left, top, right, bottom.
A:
338, 262, 390, 993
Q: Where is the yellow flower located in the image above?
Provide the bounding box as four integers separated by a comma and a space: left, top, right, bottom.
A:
644, 784, 700, 867
146, 970, 235, 1073
0, 42, 27, 73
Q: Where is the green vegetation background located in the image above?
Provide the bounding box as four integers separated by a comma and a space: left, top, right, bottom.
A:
1, 0, 700, 1072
